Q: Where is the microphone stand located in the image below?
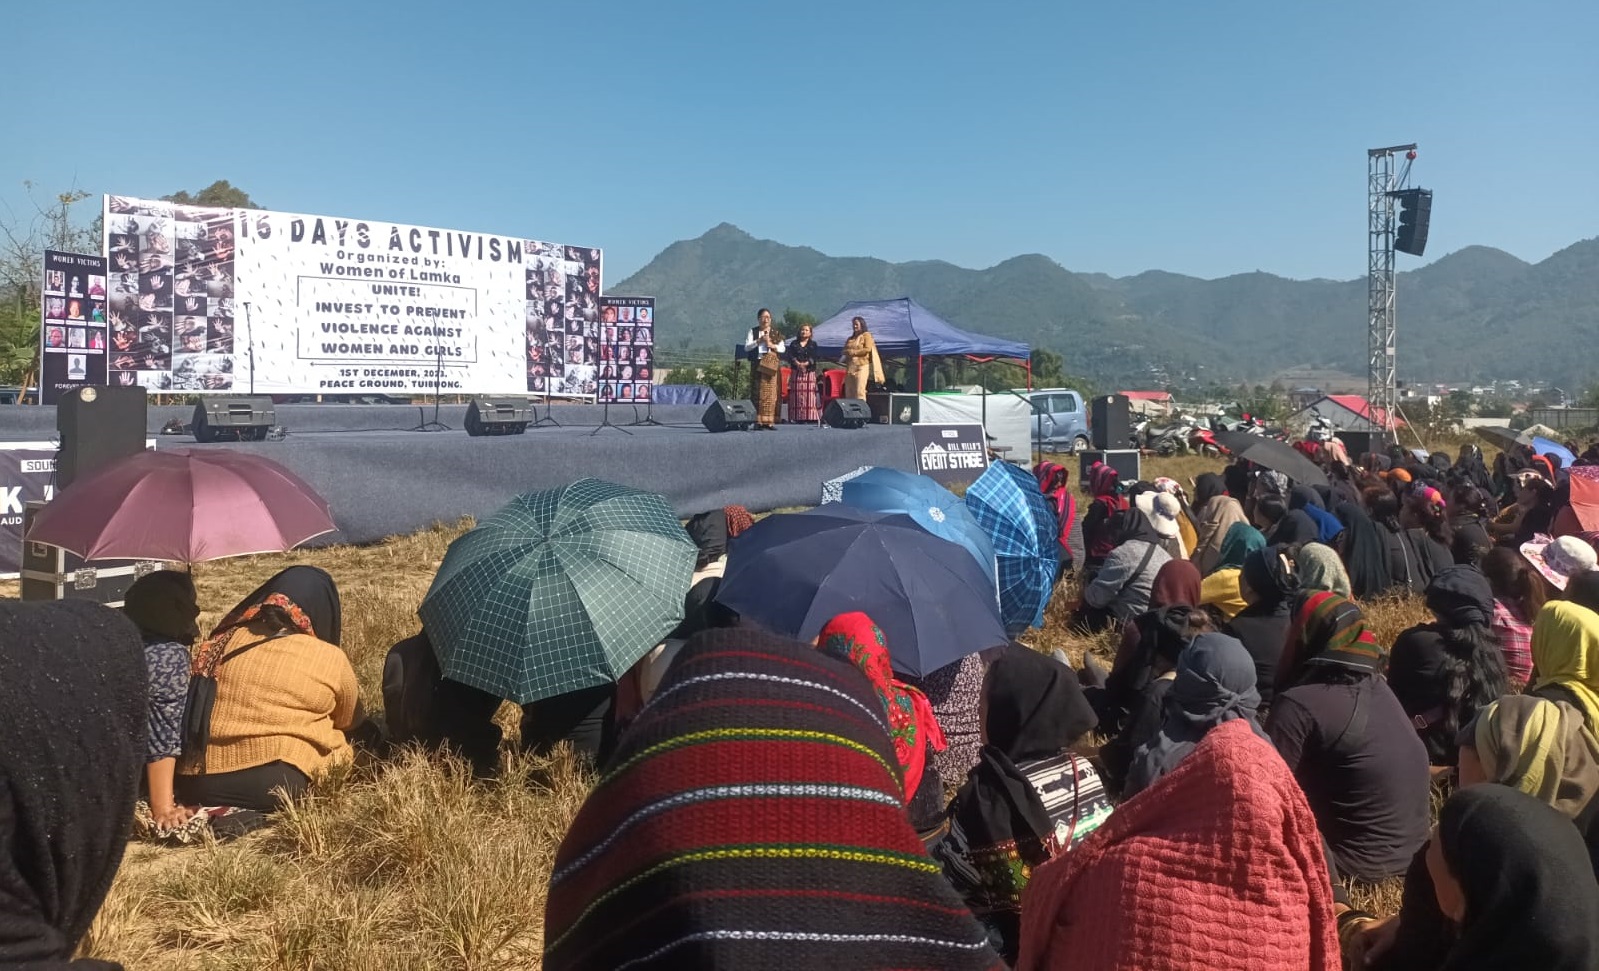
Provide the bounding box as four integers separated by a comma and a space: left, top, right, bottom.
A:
410, 339, 450, 432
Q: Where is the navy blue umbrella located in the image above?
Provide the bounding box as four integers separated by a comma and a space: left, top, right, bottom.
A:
716, 505, 1007, 677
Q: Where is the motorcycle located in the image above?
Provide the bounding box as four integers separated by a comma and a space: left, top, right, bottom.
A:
1190, 425, 1225, 457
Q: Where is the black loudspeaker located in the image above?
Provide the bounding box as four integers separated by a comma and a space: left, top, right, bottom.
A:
57, 385, 147, 490
464, 396, 531, 436
1091, 394, 1131, 450
1395, 188, 1432, 257
703, 400, 757, 433
1338, 430, 1390, 460
193, 397, 276, 443
825, 398, 872, 430
1079, 449, 1142, 484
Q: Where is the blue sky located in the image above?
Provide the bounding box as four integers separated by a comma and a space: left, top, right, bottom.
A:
4, 0, 1594, 283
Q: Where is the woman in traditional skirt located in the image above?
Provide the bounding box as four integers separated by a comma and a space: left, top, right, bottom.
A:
841, 315, 884, 399
785, 323, 821, 423
744, 308, 785, 429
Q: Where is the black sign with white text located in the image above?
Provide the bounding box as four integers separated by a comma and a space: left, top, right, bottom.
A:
912, 422, 989, 485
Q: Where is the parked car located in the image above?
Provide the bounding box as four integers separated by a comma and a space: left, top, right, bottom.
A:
1028, 388, 1091, 452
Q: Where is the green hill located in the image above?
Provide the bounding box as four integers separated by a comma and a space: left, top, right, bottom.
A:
612, 226, 1599, 388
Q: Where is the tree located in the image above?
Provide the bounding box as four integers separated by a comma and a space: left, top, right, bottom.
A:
1477, 397, 1514, 419
161, 180, 258, 209
1448, 389, 1475, 418
0, 183, 102, 388
697, 360, 743, 400
781, 308, 816, 334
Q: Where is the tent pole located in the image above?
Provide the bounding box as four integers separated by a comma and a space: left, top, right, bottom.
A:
917, 353, 923, 394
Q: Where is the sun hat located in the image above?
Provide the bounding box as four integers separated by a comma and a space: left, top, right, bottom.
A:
1520, 534, 1599, 591
1137, 492, 1182, 539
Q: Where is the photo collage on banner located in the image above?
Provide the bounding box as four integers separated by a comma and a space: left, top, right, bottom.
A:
525, 244, 603, 398
597, 296, 655, 404
105, 197, 236, 391
40, 250, 110, 403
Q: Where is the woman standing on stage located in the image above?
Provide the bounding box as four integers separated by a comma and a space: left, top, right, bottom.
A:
746, 308, 785, 430
842, 315, 884, 400
785, 323, 821, 423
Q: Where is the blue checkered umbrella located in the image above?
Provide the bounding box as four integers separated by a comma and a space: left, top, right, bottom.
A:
966, 461, 1060, 633
418, 479, 697, 705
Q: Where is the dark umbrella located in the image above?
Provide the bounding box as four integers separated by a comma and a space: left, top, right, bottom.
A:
1474, 425, 1530, 452
24, 448, 335, 562
716, 505, 1006, 677
1214, 431, 1330, 487
418, 479, 696, 705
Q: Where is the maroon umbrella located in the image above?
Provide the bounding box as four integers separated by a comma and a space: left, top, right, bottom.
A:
26, 448, 336, 562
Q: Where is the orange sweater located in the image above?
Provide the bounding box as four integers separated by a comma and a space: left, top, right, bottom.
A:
180, 624, 359, 779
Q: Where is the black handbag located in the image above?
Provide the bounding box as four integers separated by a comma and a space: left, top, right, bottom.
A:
177, 632, 286, 774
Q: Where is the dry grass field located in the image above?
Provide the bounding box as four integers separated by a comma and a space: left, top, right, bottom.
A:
57, 452, 1431, 968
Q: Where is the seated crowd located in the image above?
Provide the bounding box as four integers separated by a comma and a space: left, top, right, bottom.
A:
7, 442, 1599, 970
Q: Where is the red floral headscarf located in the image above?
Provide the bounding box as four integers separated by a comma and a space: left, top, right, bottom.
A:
723, 504, 755, 539
818, 612, 945, 801
190, 593, 315, 677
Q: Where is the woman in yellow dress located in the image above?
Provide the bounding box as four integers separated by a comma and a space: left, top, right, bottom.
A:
744, 308, 785, 429
841, 315, 884, 400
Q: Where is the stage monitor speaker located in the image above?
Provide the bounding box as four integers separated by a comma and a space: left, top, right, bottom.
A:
824, 398, 873, 430
1091, 394, 1131, 450
464, 396, 531, 436
57, 385, 147, 491
702, 400, 757, 433
193, 397, 276, 443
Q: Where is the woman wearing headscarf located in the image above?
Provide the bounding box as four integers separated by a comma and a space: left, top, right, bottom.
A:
1079, 464, 1127, 576
1190, 472, 1248, 575
1528, 600, 1599, 733
817, 612, 947, 836
122, 570, 201, 833
1267, 592, 1431, 881
935, 646, 1103, 963
1365, 787, 1599, 971
1481, 546, 1543, 690
1455, 442, 1495, 495
1293, 542, 1352, 598
1123, 632, 1267, 797
1334, 500, 1394, 598
174, 566, 364, 813
1076, 501, 1173, 631
1093, 562, 1207, 789
1388, 566, 1509, 766
1289, 485, 1345, 546
1017, 720, 1340, 971
0, 601, 146, 971
1034, 460, 1077, 574
1461, 696, 1599, 871
544, 629, 1004, 971
1198, 522, 1266, 620
1369, 489, 1450, 596
1223, 545, 1300, 703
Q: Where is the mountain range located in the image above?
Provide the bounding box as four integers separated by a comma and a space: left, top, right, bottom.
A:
611, 224, 1599, 389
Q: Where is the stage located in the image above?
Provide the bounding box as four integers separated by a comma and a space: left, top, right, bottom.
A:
0, 403, 916, 546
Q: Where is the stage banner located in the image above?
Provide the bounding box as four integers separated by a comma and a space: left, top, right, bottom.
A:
911, 422, 989, 485
597, 296, 655, 404
102, 196, 599, 396
0, 443, 57, 577
40, 251, 109, 404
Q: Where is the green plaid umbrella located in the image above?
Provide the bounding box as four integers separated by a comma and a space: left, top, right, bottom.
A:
418, 479, 696, 705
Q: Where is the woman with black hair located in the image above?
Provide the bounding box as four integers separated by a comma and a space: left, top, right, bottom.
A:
1267, 592, 1432, 881
1389, 566, 1510, 766
1222, 545, 1300, 704
1448, 484, 1494, 566
1369, 488, 1451, 595
745, 308, 785, 429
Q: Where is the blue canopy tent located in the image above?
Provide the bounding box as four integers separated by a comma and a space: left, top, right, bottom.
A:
732, 297, 1031, 393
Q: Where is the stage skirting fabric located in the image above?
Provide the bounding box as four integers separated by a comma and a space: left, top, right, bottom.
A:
0, 404, 917, 547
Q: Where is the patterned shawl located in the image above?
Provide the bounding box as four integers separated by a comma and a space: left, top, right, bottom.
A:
820, 612, 946, 802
